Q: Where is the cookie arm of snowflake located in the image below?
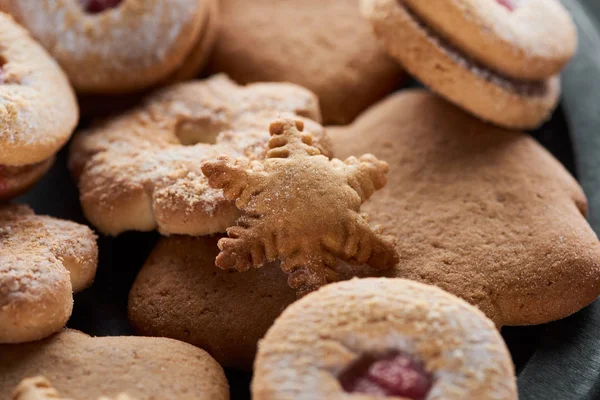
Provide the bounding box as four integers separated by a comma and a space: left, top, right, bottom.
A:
344, 154, 389, 203
201, 155, 251, 200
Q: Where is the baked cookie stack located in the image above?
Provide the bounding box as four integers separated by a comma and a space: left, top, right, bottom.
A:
1, 0, 599, 399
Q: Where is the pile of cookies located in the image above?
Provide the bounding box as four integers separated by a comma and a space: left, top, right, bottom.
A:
1, 0, 598, 399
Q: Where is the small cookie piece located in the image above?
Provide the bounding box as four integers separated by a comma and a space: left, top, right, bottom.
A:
0, 205, 98, 344
0, 12, 78, 197
209, 0, 404, 124
329, 90, 600, 327
69, 75, 331, 236
128, 236, 375, 370
1, 0, 217, 94
202, 118, 397, 294
360, 0, 575, 129
252, 278, 517, 400
0, 329, 229, 400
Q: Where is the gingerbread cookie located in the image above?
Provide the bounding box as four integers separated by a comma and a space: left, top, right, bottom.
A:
128, 236, 374, 370
329, 90, 600, 327
12, 377, 134, 400
0, 205, 98, 344
253, 278, 517, 400
0, 329, 229, 400
208, 0, 404, 124
1, 0, 218, 94
202, 118, 397, 294
69, 75, 331, 236
360, 0, 577, 129
0, 12, 78, 199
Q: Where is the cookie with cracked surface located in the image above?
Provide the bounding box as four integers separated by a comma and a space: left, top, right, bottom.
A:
69, 74, 331, 236
0, 12, 78, 199
360, 0, 576, 129
1, 0, 218, 94
208, 0, 404, 124
252, 278, 517, 400
128, 235, 375, 370
12, 376, 134, 400
0, 205, 98, 344
0, 329, 229, 400
329, 90, 600, 327
202, 118, 397, 295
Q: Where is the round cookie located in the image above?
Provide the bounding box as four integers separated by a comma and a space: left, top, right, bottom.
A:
359, 0, 574, 129
252, 278, 517, 399
0, 205, 98, 344
0, 329, 229, 400
0, 12, 78, 198
1, 0, 217, 94
69, 74, 332, 236
128, 236, 374, 370
329, 90, 600, 327
208, 0, 404, 125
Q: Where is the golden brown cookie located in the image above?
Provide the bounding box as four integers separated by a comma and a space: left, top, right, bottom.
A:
12, 376, 134, 400
209, 0, 404, 124
69, 75, 331, 237
360, 0, 575, 129
202, 118, 397, 294
0, 329, 229, 400
0, 12, 78, 198
128, 236, 374, 370
1, 0, 218, 94
329, 90, 600, 327
252, 278, 517, 400
0, 205, 98, 344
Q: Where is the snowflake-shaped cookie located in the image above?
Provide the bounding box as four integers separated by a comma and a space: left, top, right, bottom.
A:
201, 118, 398, 294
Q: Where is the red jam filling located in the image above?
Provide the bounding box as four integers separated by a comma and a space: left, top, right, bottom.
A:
496, 0, 516, 11
79, 0, 123, 14
339, 352, 433, 399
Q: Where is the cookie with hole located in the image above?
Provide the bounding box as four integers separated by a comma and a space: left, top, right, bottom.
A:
0, 0, 218, 94
0, 329, 229, 400
328, 90, 600, 328
0, 205, 97, 344
0, 12, 78, 200
208, 0, 404, 125
252, 278, 517, 400
360, 0, 577, 129
69, 74, 331, 236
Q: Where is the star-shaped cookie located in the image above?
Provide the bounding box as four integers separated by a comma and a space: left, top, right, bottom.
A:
201, 118, 398, 294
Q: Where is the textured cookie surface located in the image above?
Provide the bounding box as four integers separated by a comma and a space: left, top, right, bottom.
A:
209, 0, 403, 124
69, 74, 330, 236
128, 236, 374, 370
252, 278, 517, 400
0, 159, 54, 201
1, 0, 215, 93
329, 90, 600, 327
0, 205, 98, 343
360, 0, 564, 129
0, 12, 78, 166
0, 329, 229, 400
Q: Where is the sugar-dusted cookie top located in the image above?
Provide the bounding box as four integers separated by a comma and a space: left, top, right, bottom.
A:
209, 0, 404, 124
202, 118, 397, 295
253, 278, 517, 399
0, 205, 98, 343
69, 74, 331, 236
0, 329, 229, 400
329, 90, 600, 327
1, 0, 217, 93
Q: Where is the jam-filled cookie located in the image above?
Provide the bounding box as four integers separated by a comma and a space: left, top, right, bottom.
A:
0, 12, 78, 200
1, 0, 218, 94
253, 278, 517, 399
209, 0, 404, 124
0, 329, 229, 400
360, 0, 577, 129
0, 205, 97, 343
329, 90, 600, 327
69, 75, 331, 236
